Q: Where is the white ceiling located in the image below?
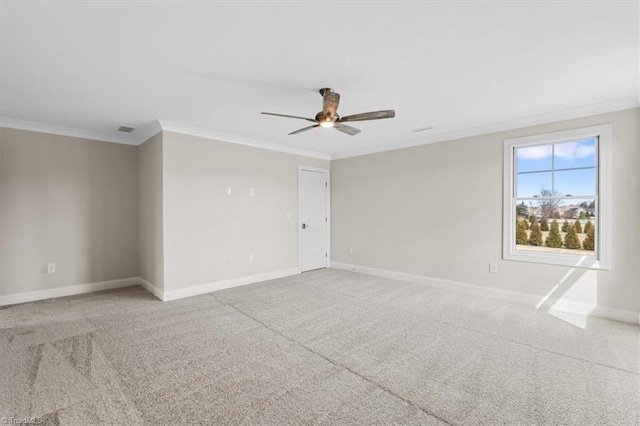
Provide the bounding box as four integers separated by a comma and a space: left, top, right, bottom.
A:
1, 1, 638, 159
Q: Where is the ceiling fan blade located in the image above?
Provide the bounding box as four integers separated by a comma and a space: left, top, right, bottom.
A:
288, 124, 320, 135
262, 112, 316, 123
338, 110, 396, 122
333, 123, 361, 136
321, 89, 341, 117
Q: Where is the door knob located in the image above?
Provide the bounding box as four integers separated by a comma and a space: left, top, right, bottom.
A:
302, 223, 307, 229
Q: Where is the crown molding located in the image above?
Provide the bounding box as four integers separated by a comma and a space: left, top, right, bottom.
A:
3, 95, 637, 161
157, 120, 331, 160
0, 116, 329, 159
331, 96, 639, 160
0, 117, 138, 145
0, 117, 164, 146
134, 120, 163, 144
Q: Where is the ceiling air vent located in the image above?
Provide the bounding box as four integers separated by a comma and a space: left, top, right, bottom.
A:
118, 125, 135, 133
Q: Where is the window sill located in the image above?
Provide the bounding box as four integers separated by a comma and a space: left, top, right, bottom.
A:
504, 251, 609, 270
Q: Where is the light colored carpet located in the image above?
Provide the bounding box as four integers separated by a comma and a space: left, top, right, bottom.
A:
1, 268, 638, 425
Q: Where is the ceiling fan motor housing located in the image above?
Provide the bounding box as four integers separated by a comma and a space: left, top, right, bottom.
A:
315, 111, 338, 123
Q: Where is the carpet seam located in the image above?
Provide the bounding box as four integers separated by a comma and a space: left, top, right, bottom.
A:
289, 277, 640, 377
84, 316, 150, 424
209, 293, 454, 426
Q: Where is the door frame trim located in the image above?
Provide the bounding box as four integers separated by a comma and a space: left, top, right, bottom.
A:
298, 165, 331, 272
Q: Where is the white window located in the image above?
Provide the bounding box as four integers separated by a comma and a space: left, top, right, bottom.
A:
503, 125, 611, 269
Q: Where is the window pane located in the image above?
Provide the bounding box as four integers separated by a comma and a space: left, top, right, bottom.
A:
554, 138, 597, 170
559, 198, 596, 254
514, 198, 595, 255
554, 168, 596, 196
517, 172, 552, 198
516, 144, 552, 173
532, 198, 564, 220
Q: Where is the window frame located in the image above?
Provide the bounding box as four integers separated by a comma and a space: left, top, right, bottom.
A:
503, 125, 611, 269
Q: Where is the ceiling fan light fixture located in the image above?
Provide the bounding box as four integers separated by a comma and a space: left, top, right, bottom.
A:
262, 87, 395, 136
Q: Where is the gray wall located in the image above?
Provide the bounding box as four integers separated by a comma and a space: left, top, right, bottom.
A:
0, 127, 329, 297
331, 108, 639, 313
0, 127, 139, 296
162, 131, 329, 290
3, 107, 637, 314
138, 132, 164, 289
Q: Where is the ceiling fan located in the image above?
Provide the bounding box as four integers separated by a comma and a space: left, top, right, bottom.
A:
261, 88, 395, 136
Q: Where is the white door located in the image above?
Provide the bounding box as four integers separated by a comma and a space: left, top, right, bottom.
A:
299, 168, 328, 272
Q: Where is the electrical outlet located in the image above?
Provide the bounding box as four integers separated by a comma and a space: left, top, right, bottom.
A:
348, 247, 354, 254
248, 187, 254, 197
47, 263, 56, 273
226, 187, 232, 195
489, 263, 498, 274
248, 254, 254, 263
226, 258, 232, 266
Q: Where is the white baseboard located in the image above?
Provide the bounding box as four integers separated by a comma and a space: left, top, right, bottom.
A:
0, 277, 140, 307
331, 262, 639, 325
138, 277, 164, 301
144, 268, 300, 302
0, 269, 301, 307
